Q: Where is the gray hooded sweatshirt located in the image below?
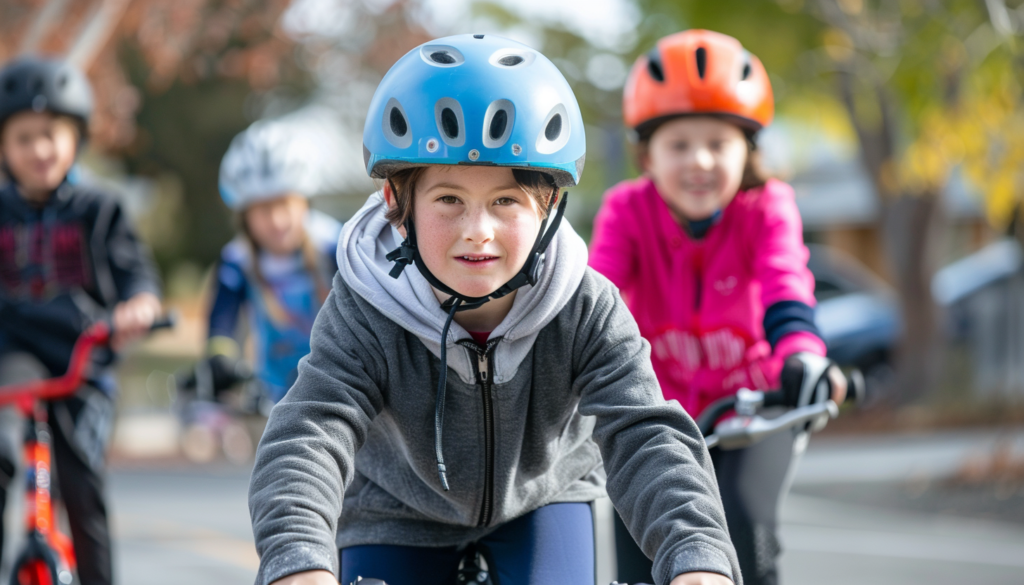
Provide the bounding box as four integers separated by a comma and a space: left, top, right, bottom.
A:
248, 193, 741, 585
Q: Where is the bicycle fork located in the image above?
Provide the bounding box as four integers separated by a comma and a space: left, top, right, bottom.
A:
13, 402, 76, 585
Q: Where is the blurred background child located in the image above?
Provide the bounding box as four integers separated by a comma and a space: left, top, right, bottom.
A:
590, 30, 846, 585
183, 119, 341, 412
0, 56, 163, 585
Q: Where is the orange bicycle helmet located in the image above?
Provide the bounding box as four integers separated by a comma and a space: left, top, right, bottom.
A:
623, 30, 773, 139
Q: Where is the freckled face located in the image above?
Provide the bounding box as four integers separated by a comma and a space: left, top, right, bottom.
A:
411, 166, 543, 298
644, 116, 748, 222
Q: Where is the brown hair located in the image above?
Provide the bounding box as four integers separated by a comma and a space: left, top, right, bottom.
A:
634, 121, 772, 191
240, 217, 330, 326
383, 166, 559, 227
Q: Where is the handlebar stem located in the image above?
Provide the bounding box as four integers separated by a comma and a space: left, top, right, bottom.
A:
734, 388, 765, 417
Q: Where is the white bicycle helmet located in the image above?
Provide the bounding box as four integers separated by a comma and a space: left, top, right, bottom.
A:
218, 118, 323, 210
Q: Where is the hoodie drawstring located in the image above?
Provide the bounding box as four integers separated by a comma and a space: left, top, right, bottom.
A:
434, 297, 463, 491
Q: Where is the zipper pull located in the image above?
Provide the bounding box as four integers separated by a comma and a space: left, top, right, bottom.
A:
477, 351, 489, 383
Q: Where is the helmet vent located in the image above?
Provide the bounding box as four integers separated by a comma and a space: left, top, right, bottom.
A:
30, 77, 44, 93
545, 114, 562, 141
646, 48, 665, 82
382, 98, 412, 148
489, 109, 508, 140
420, 45, 465, 68
434, 97, 466, 147
474, 34, 485, 39
695, 47, 707, 79
430, 51, 456, 65
482, 99, 515, 148
489, 49, 536, 69
390, 107, 408, 137
440, 107, 459, 139
536, 104, 570, 155
742, 63, 752, 80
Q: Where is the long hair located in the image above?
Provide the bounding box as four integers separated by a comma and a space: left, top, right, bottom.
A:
240, 216, 330, 326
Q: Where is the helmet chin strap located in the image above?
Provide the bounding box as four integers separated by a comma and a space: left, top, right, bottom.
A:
385, 185, 566, 492
386, 188, 567, 312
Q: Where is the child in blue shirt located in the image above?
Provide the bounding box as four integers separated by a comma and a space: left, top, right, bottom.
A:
195, 119, 341, 409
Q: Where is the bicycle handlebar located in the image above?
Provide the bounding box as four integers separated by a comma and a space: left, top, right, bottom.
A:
0, 312, 178, 408
697, 368, 863, 449
704, 400, 839, 450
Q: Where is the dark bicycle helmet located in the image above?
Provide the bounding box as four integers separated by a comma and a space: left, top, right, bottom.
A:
0, 56, 93, 134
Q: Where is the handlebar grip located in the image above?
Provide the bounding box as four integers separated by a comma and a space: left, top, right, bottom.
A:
149, 311, 178, 332
762, 390, 787, 407
845, 368, 865, 405
766, 368, 864, 408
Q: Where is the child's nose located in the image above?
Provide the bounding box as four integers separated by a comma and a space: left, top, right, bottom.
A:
463, 208, 496, 243
694, 146, 715, 170
32, 137, 54, 160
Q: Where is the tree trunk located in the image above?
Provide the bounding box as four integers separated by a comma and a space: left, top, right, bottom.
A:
880, 193, 946, 404
837, 67, 946, 405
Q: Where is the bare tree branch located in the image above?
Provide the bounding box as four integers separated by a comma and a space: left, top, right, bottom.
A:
68, 0, 134, 71
18, 0, 72, 54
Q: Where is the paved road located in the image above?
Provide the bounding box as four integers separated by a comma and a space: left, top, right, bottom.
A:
110, 465, 258, 585
6, 428, 1024, 584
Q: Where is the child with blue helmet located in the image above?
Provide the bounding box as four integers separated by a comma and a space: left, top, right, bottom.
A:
194, 119, 341, 408
248, 35, 739, 585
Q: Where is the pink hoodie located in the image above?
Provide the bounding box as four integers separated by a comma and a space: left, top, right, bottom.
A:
589, 176, 826, 416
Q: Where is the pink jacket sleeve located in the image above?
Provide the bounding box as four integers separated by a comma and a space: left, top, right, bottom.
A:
752, 180, 826, 359
589, 185, 639, 294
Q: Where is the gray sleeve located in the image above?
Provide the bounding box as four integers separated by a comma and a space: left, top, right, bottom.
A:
573, 277, 742, 585
248, 281, 387, 585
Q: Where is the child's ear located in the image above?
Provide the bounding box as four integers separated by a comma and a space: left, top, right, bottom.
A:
382, 180, 408, 238
382, 179, 396, 209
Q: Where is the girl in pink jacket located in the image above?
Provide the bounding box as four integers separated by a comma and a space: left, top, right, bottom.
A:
589, 30, 846, 585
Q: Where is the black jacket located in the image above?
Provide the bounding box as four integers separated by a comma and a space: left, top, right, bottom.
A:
0, 179, 161, 378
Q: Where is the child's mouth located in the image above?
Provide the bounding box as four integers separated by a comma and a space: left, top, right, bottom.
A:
455, 255, 500, 267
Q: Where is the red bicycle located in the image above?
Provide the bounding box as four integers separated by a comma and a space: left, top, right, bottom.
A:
0, 316, 174, 585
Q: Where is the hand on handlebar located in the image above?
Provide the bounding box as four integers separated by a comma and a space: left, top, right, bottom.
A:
670, 572, 734, 585
179, 354, 252, 401
780, 352, 846, 407
270, 570, 336, 585
111, 292, 163, 349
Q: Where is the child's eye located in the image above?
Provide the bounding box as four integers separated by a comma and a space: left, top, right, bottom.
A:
672, 141, 688, 151
438, 195, 460, 204
709, 140, 723, 150
494, 197, 516, 206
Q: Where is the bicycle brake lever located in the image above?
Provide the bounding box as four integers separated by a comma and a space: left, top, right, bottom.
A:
707, 400, 839, 450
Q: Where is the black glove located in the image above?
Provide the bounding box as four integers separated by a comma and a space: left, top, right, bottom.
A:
180, 355, 251, 400
780, 352, 836, 407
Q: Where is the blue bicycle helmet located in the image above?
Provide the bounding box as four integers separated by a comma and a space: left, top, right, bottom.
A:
362, 34, 586, 187
365, 35, 587, 493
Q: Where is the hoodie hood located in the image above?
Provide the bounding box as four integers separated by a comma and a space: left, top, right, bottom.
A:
337, 191, 588, 384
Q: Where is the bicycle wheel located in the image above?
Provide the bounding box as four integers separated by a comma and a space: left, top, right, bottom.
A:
12, 558, 55, 585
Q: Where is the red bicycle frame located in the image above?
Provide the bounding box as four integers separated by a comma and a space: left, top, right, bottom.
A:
0, 322, 113, 585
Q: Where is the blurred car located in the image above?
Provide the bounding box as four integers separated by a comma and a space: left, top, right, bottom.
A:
807, 244, 903, 395
807, 239, 1024, 401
